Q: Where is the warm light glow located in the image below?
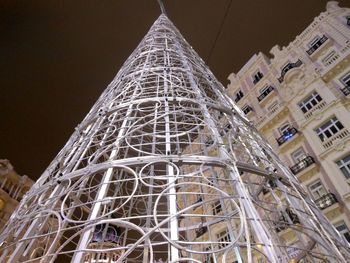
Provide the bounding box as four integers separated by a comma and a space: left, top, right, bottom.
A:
0, 198, 5, 210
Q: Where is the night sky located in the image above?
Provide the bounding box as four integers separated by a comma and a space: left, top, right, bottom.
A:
1, 0, 348, 180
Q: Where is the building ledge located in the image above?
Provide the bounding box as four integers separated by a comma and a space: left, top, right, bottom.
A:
278, 131, 303, 153
341, 85, 350, 96
257, 86, 275, 107
299, 99, 337, 129
307, 35, 331, 59
256, 102, 289, 130
278, 60, 302, 83
315, 193, 338, 210
319, 129, 350, 159
323, 202, 341, 221
319, 43, 350, 81
290, 156, 315, 175
303, 101, 327, 121
296, 163, 319, 183
319, 134, 350, 161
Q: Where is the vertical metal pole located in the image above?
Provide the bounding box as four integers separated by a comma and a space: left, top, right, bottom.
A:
163, 40, 179, 261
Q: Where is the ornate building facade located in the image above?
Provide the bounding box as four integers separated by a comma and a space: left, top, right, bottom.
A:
0, 160, 33, 229
227, 1, 350, 244
1, 2, 350, 262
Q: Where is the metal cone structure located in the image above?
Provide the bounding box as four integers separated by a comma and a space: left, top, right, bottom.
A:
1, 13, 350, 263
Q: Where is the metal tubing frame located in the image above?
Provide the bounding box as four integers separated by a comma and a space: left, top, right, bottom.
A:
0, 13, 349, 263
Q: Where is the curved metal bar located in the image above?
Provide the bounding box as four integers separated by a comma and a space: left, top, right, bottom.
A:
0, 13, 349, 263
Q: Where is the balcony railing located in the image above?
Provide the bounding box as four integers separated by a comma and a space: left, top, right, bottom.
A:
275, 209, 300, 232
257, 86, 274, 102
195, 226, 207, 238
304, 101, 327, 120
278, 60, 302, 83
276, 127, 298, 146
322, 129, 350, 149
290, 156, 315, 175
262, 180, 277, 195
341, 85, 350, 96
243, 105, 254, 115
306, 35, 328, 56
315, 193, 338, 210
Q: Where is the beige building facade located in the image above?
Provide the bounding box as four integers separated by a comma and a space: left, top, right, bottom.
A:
0, 160, 33, 229
227, 1, 350, 244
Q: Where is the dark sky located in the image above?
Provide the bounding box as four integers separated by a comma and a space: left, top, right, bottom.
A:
1, 0, 348, 180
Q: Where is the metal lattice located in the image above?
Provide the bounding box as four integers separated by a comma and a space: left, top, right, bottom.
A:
1, 12, 350, 263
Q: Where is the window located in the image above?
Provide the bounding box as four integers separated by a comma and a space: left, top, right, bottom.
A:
291, 147, 307, 162
204, 246, 214, 263
335, 221, 350, 243
252, 71, 263, 84
217, 230, 231, 249
340, 71, 350, 86
234, 89, 244, 103
336, 154, 350, 179
260, 85, 270, 94
315, 117, 344, 142
306, 35, 328, 55
212, 201, 222, 215
346, 16, 350, 26
279, 122, 291, 135
308, 180, 327, 200
340, 72, 350, 95
298, 91, 323, 113
308, 36, 321, 47
242, 105, 253, 115
268, 101, 278, 112
322, 50, 339, 66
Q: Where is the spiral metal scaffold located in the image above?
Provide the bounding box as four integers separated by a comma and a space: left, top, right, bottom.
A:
1, 12, 350, 263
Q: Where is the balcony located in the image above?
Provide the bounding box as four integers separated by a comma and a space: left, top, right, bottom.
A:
234, 90, 244, 103
290, 156, 315, 175
341, 85, 350, 96
315, 193, 338, 210
275, 209, 300, 233
234, 96, 242, 103
306, 35, 328, 56
322, 129, 350, 149
277, 60, 302, 83
262, 180, 277, 195
276, 127, 298, 146
195, 226, 207, 238
304, 101, 327, 120
253, 72, 264, 85
243, 105, 254, 115
257, 86, 274, 102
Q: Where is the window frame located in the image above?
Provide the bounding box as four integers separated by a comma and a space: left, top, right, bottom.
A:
212, 201, 222, 215
336, 154, 350, 179
315, 117, 344, 142
298, 91, 323, 114
308, 180, 327, 200
291, 147, 307, 163
279, 122, 291, 135
252, 70, 264, 84
242, 105, 253, 115
308, 35, 321, 48
204, 246, 214, 263
340, 71, 350, 86
216, 229, 231, 249
234, 89, 244, 102
259, 85, 270, 94
335, 221, 350, 243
